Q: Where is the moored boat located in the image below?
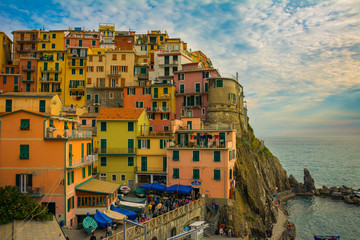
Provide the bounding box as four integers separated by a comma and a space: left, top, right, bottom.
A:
94, 210, 113, 228
103, 209, 127, 224
314, 235, 340, 240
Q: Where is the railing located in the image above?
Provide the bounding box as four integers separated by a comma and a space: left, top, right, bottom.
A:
106, 198, 206, 240
62, 106, 77, 112
134, 167, 166, 173
96, 148, 136, 154
21, 77, 35, 82
18, 186, 45, 197
40, 67, 62, 72
68, 62, 86, 67
168, 141, 232, 149
45, 129, 92, 139
67, 155, 95, 168
150, 107, 170, 112
15, 37, 39, 42
107, 71, 121, 77
15, 47, 36, 52
139, 131, 173, 137
22, 66, 36, 71
38, 55, 54, 61
177, 123, 234, 131
93, 100, 101, 105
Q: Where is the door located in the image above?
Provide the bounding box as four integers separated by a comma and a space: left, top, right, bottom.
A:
219, 132, 226, 148
162, 102, 167, 111
128, 180, 135, 191
187, 121, 192, 130
100, 139, 107, 153
43, 62, 48, 71
152, 101, 157, 112
79, 39, 83, 47
16, 174, 32, 193
128, 139, 134, 153
94, 94, 99, 104
43, 202, 56, 215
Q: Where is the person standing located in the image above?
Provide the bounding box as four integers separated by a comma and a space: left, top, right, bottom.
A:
90, 232, 96, 240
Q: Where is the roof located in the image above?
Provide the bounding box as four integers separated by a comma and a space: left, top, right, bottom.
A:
97, 108, 144, 120
0, 92, 57, 98
76, 179, 121, 195
80, 112, 98, 118
0, 109, 50, 118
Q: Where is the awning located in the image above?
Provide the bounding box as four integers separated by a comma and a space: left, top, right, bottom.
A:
76, 179, 120, 195
165, 184, 194, 194
140, 182, 166, 191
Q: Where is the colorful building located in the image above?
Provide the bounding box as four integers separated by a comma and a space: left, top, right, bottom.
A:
147, 30, 168, 70
99, 23, 115, 49
0, 64, 20, 93
96, 108, 149, 190
174, 62, 220, 119
64, 28, 100, 49
0, 109, 102, 227
0, 32, 12, 69
167, 118, 237, 199
0, 92, 62, 115
115, 30, 135, 50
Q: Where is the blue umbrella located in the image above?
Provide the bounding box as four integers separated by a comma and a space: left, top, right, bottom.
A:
140, 183, 166, 191
165, 184, 194, 194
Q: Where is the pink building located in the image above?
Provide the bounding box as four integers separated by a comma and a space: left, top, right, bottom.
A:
174, 62, 220, 120
167, 118, 236, 200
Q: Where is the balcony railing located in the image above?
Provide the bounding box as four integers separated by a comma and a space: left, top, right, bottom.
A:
153, 94, 171, 99
68, 155, 95, 168
107, 71, 121, 77
168, 141, 232, 149
135, 166, 166, 173
21, 77, 35, 82
38, 55, 54, 61
45, 129, 92, 139
68, 62, 86, 67
18, 186, 45, 197
40, 67, 62, 72
139, 131, 173, 137
96, 148, 136, 154
22, 66, 36, 71
93, 100, 101, 105
150, 107, 170, 112
15, 37, 39, 42
15, 47, 36, 52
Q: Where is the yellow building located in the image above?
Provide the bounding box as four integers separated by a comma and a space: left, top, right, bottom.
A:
147, 30, 168, 68
136, 132, 172, 188
97, 108, 149, 190
36, 31, 66, 102
0, 92, 62, 115
64, 46, 90, 107
0, 32, 12, 69
86, 48, 107, 88
99, 23, 115, 49
104, 49, 135, 87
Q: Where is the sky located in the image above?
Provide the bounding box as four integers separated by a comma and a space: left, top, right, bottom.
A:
1, 0, 359, 137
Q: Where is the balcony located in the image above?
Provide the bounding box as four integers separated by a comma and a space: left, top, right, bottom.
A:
168, 140, 232, 149
182, 104, 202, 108
38, 37, 51, 42
69, 84, 85, 89
22, 66, 36, 71
40, 67, 62, 72
15, 47, 36, 53
138, 131, 173, 137
149, 107, 170, 113
18, 186, 45, 198
153, 94, 171, 100
107, 71, 121, 77
159, 61, 178, 67
21, 77, 35, 82
135, 166, 166, 174
68, 62, 86, 68
45, 129, 92, 140
93, 100, 101, 105
15, 37, 39, 42
38, 55, 54, 61
67, 155, 96, 169
96, 148, 136, 155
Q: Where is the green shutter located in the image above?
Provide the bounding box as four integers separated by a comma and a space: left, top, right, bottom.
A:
67, 198, 70, 212
216, 80, 223, 87
173, 151, 179, 161
147, 139, 150, 149
69, 144, 73, 166
160, 139, 163, 149
233, 150, 235, 160
128, 157, 134, 166
20, 119, 30, 130
138, 140, 141, 149
49, 119, 55, 128
28, 174, 32, 187
214, 170, 221, 180
64, 122, 69, 129
101, 122, 107, 131
173, 168, 179, 179
163, 156, 167, 172
230, 169, 233, 180
196, 83, 200, 92
141, 157, 147, 171
67, 172, 70, 185
82, 167, 85, 178
5, 100, 12, 112
193, 169, 199, 179
128, 122, 134, 131
214, 151, 220, 162
39, 100, 46, 112
193, 151, 199, 162
20, 145, 29, 159
81, 143, 84, 158
101, 157, 107, 166
71, 171, 74, 183
16, 174, 20, 187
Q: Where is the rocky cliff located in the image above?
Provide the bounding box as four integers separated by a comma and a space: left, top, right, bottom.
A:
221, 124, 290, 238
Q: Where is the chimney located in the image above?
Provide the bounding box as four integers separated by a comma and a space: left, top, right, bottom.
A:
236, 72, 239, 81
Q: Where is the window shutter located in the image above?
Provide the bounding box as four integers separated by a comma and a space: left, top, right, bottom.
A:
160, 139, 163, 149
138, 140, 141, 149
214, 151, 220, 162
71, 171, 74, 183
28, 174, 32, 187
16, 174, 20, 187
147, 139, 150, 149
67, 198, 70, 212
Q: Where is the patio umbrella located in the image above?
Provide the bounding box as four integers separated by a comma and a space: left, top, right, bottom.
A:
140, 183, 166, 191
165, 184, 194, 194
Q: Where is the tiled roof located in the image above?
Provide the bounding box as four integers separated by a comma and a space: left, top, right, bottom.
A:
0, 92, 57, 98
97, 108, 144, 120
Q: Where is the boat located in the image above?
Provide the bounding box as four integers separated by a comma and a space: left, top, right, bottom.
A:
121, 196, 147, 204
135, 187, 146, 197
116, 204, 143, 213
82, 214, 98, 235
120, 186, 131, 195
103, 209, 127, 224
314, 235, 340, 240
94, 210, 113, 228
119, 200, 146, 208
110, 204, 137, 220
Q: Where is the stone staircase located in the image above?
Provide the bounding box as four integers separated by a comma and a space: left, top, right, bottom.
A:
204, 203, 220, 236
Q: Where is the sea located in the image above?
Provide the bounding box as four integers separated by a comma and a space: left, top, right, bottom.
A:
263, 136, 360, 240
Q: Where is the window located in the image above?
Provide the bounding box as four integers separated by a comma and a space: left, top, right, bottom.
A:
3, 76, 6, 84
204, 82, 208, 92
20, 145, 29, 159
214, 170, 221, 180
139, 139, 150, 149
100, 157, 107, 166
128, 157, 134, 166
51, 43, 55, 49
112, 54, 117, 60
163, 156, 167, 172
193, 169, 200, 179
121, 174, 126, 181
173, 67, 178, 73
202, 108, 205, 115
160, 139, 168, 149
141, 157, 147, 171
82, 119, 86, 125
128, 122, 134, 131
163, 88, 168, 95
193, 151, 199, 162
232, 149, 236, 160
16, 174, 32, 193
82, 167, 86, 178
230, 169, 233, 180
195, 83, 201, 93
180, 84, 184, 93
111, 79, 116, 87
173, 151, 179, 161
92, 40, 96, 46
79, 69, 84, 75
88, 165, 92, 176
214, 151, 221, 162
71, 58, 76, 66
173, 168, 179, 179
100, 122, 107, 131
121, 66, 127, 72
87, 94, 91, 100
164, 126, 169, 131
67, 171, 74, 185
181, 109, 185, 117
39, 100, 46, 113
136, 102, 144, 108
109, 92, 114, 99
67, 196, 74, 212
5, 100, 12, 112
173, 55, 178, 61
112, 174, 117, 181
121, 54, 126, 60
178, 74, 184, 80
216, 80, 223, 87
92, 120, 96, 127
66, 39, 70, 45
42, 44, 45, 49
79, 59, 84, 66
71, 69, 76, 75
20, 119, 30, 130
127, 88, 135, 95
161, 113, 169, 120
100, 173, 106, 181
99, 56, 103, 62
164, 67, 170, 76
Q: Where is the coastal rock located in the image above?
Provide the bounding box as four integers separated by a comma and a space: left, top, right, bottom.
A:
303, 168, 316, 193
330, 192, 343, 199
289, 174, 303, 193
352, 197, 360, 205
320, 186, 330, 195
344, 196, 354, 204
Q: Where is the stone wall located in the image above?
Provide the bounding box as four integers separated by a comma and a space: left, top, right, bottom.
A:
86, 87, 123, 112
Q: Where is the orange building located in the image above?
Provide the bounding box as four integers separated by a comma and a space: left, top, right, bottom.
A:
0, 109, 118, 227
115, 30, 135, 50
0, 64, 21, 93
123, 82, 152, 110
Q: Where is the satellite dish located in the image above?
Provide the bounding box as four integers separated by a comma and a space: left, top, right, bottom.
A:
52, 100, 57, 104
